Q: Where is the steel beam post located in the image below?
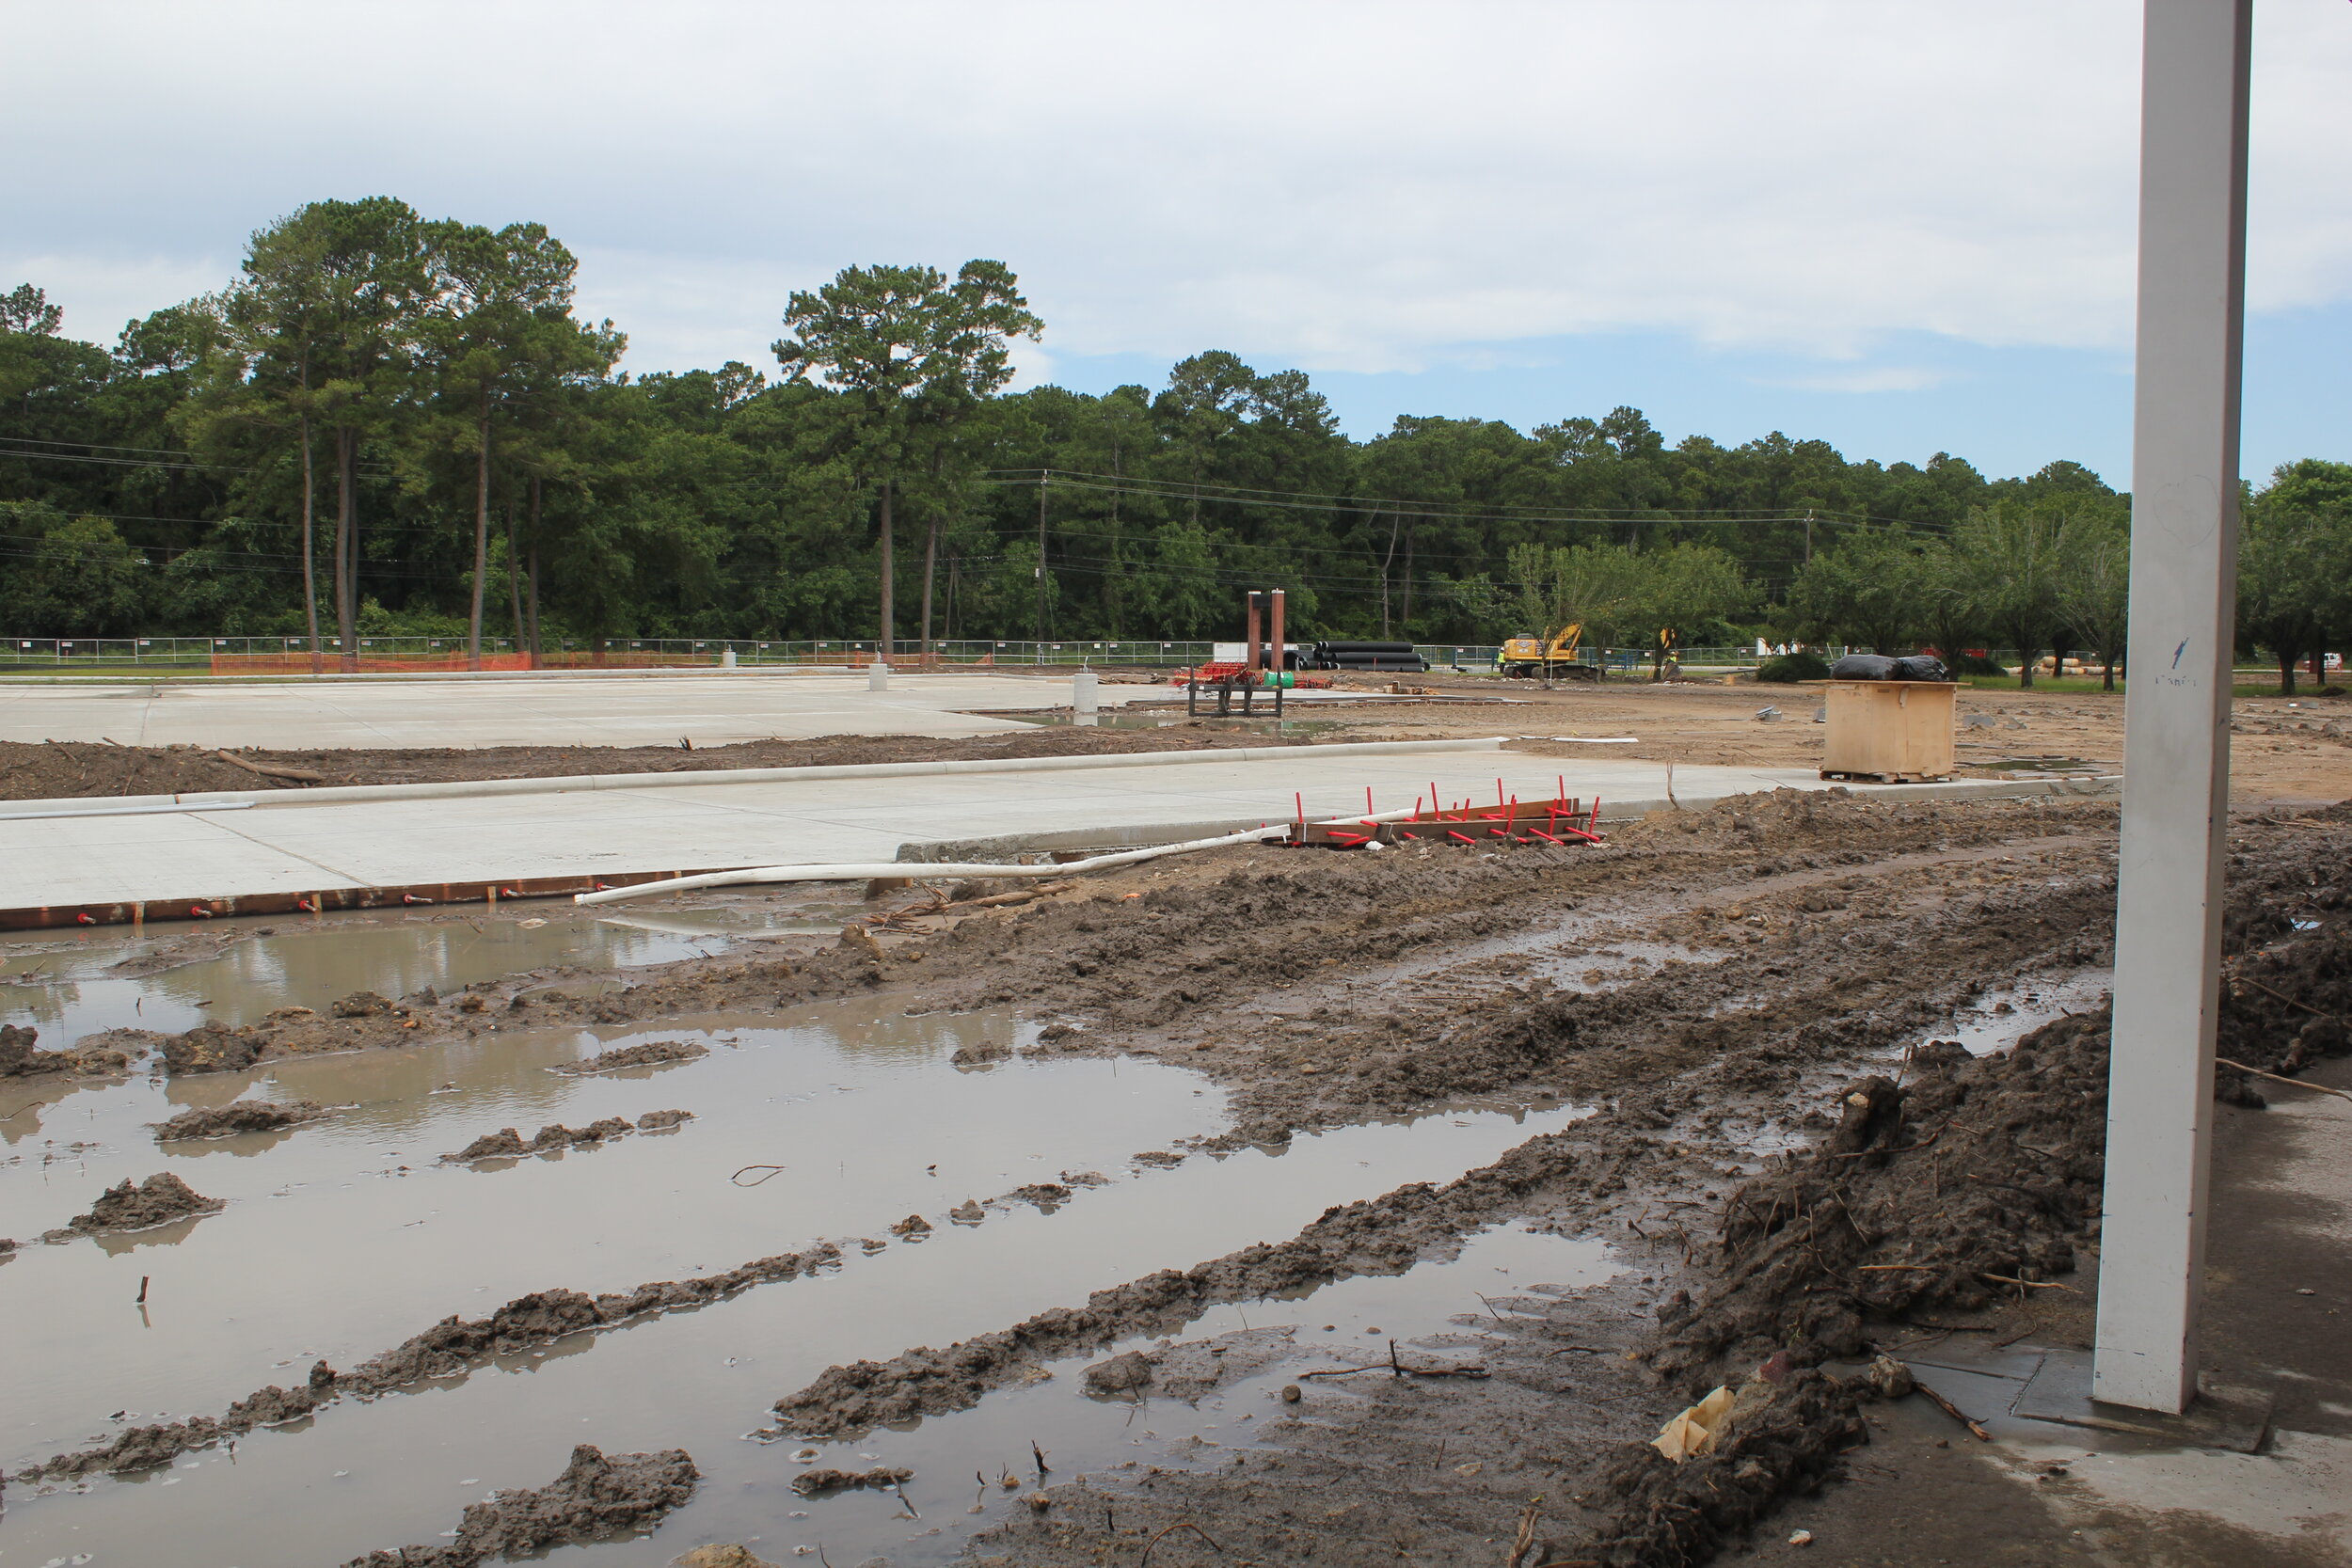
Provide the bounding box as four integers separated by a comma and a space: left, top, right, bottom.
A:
2093, 0, 2250, 1414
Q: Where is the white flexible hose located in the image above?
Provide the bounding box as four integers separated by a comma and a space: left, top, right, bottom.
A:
572, 805, 1430, 907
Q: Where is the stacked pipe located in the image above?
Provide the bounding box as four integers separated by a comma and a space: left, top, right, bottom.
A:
1305, 641, 1428, 673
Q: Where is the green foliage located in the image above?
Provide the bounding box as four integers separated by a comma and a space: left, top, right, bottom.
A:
8, 204, 2348, 664
1756, 650, 1832, 683
0, 508, 151, 635
2239, 461, 2352, 694
1783, 526, 1927, 653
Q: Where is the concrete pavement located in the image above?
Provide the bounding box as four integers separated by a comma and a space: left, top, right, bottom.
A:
0, 671, 1143, 750
0, 738, 2113, 920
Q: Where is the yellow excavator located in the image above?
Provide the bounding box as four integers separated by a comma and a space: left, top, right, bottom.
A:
1499, 624, 1600, 680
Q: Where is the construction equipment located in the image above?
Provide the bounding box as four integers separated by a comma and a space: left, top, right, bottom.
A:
1499, 625, 1599, 681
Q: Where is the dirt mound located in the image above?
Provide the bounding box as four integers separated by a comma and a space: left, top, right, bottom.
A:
44, 1171, 224, 1239
1, 1022, 131, 1077
789, 1464, 912, 1496
152, 1099, 332, 1141
1569, 1367, 1868, 1567
1645, 842, 2352, 1386
1649, 1015, 2109, 1379
557, 1038, 707, 1075
445, 1112, 690, 1162
342, 1444, 698, 1568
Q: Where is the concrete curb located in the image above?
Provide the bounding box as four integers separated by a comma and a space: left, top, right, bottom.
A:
895, 774, 2122, 862
5, 736, 1511, 819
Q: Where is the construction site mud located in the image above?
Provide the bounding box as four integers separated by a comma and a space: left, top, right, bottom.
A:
0, 723, 1307, 801
2, 785, 2347, 1566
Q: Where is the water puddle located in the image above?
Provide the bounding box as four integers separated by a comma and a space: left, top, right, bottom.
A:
1, 976, 1587, 1567
727, 1225, 1624, 1567
0, 900, 860, 1044
1892, 969, 2111, 1059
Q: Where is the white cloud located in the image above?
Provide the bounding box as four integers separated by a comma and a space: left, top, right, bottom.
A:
1767, 368, 1954, 396
2, 0, 2345, 383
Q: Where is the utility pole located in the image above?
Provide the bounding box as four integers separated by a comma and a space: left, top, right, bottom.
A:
1035, 471, 1048, 644
1804, 510, 1815, 562
2093, 0, 2250, 1416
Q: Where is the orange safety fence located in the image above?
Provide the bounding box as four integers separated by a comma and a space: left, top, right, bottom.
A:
209, 653, 542, 675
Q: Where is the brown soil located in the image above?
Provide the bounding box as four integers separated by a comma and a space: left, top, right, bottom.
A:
444, 1110, 691, 1162
0, 725, 1308, 800
151, 1098, 332, 1142
41, 1171, 223, 1241
0, 1022, 131, 1078
21, 773, 2348, 1564
342, 1443, 698, 1568
556, 1039, 707, 1075
760, 800, 2345, 1566
789, 1465, 913, 1497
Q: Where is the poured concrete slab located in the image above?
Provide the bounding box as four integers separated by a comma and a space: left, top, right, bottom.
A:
0, 741, 2107, 917
0, 671, 1147, 751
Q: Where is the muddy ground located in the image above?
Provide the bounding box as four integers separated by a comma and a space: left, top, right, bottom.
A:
8, 766, 2350, 1561
9, 670, 2344, 808
0, 722, 1306, 800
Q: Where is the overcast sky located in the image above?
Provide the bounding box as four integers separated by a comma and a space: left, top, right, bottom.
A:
7, 0, 2347, 482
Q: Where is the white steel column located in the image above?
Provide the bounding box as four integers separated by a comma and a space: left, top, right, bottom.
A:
2093, 0, 2250, 1414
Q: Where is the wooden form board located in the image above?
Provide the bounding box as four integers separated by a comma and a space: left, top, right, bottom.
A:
1820, 680, 1957, 782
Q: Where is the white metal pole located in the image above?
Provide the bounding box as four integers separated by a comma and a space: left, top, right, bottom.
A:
2093, 0, 2250, 1415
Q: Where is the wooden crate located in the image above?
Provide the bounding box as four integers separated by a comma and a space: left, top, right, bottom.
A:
1820, 679, 1957, 783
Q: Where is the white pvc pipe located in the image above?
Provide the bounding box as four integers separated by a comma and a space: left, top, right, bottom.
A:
573, 805, 1431, 907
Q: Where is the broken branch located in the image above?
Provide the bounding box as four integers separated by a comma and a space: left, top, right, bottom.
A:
1910, 1378, 1991, 1440
2216, 1057, 2352, 1103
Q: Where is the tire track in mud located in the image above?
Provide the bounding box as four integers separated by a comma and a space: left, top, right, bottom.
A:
766, 852, 2125, 1437
0, 792, 2129, 1534
923, 806, 2352, 1568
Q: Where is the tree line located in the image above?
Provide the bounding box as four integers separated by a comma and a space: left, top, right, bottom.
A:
3, 198, 2345, 682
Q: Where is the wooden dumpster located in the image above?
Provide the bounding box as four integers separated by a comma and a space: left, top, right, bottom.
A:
1820, 679, 1957, 783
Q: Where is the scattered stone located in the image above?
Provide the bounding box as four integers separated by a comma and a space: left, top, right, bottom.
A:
1132, 1150, 1183, 1167
636, 1108, 694, 1130
889, 1214, 932, 1236
152, 1099, 333, 1142
949, 1037, 1012, 1066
